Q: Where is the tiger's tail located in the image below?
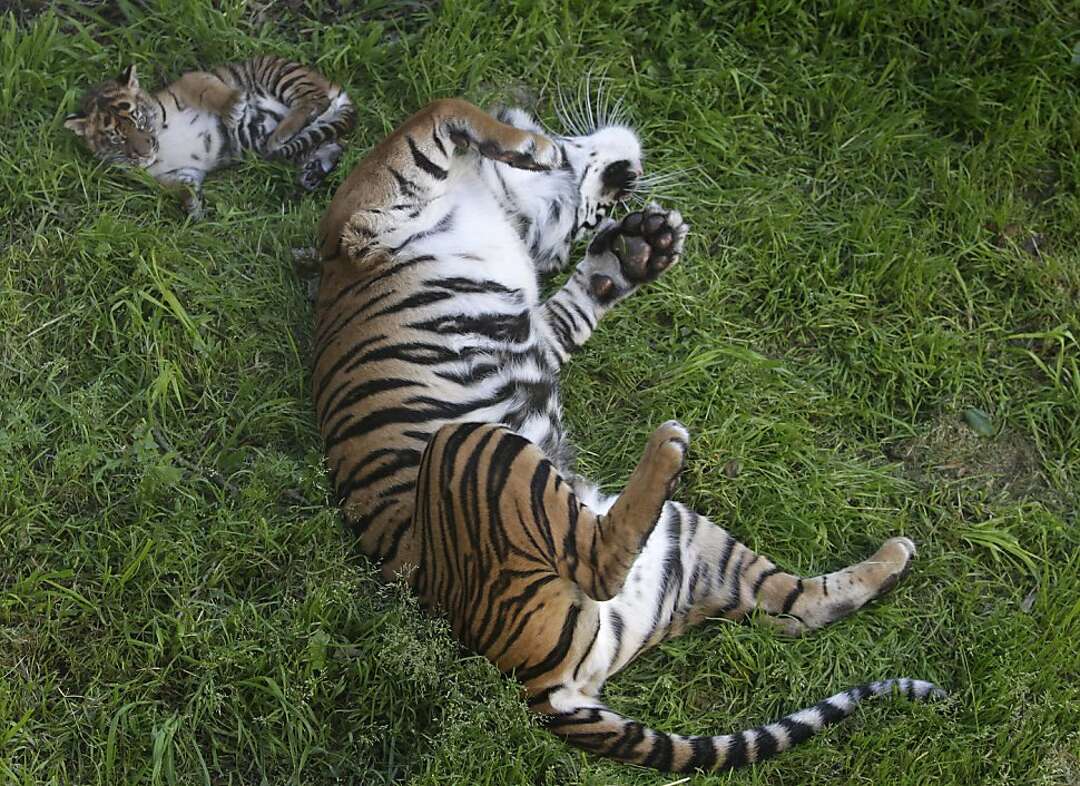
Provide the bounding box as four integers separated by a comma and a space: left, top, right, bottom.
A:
542, 678, 945, 773
272, 90, 356, 161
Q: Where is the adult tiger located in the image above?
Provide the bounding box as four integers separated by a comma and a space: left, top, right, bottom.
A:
65, 56, 354, 217
313, 99, 943, 772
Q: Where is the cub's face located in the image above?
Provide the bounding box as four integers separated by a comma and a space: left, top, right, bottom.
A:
65, 66, 159, 168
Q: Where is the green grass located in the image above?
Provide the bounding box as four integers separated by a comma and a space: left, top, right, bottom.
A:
1, 1, 1078, 784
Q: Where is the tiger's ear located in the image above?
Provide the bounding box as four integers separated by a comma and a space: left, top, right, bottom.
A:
64, 112, 89, 136
120, 64, 139, 89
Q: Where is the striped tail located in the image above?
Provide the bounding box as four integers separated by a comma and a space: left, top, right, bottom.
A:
544, 678, 945, 773
273, 91, 356, 161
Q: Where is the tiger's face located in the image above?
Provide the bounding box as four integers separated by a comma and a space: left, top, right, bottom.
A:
559, 124, 643, 235
492, 107, 643, 237
65, 66, 160, 168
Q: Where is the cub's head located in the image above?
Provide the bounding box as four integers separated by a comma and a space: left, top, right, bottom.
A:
64, 66, 159, 168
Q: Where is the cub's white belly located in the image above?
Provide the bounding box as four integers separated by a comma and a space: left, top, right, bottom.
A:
148, 108, 228, 175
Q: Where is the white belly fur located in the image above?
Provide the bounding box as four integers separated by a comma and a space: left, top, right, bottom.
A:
148, 107, 227, 175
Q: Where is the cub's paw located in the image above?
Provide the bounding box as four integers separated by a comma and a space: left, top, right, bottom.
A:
297, 142, 344, 192
181, 192, 205, 221
586, 204, 689, 304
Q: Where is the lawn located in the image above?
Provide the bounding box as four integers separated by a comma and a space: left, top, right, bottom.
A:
1, 1, 1078, 784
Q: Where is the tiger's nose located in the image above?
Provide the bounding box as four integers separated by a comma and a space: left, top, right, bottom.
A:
602, 159, 638, 193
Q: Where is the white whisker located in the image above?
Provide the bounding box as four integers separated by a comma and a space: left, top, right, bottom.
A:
584, 71, 596, 132
609, 93, 627, 127
546, 68, 639, 137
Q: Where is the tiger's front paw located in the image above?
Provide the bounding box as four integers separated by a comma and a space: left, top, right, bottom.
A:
473, 131, 560, 171
586, 204, 688, 304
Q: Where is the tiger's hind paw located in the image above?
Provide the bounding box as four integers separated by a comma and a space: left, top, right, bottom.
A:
644, 420, 690, 497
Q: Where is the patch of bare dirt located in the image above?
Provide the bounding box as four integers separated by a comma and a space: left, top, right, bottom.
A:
883, 414, 1061, 507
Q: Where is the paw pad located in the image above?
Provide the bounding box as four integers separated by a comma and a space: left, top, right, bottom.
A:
606, 207, 686, 284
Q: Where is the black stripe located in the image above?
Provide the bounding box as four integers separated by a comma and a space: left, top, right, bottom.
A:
753, 726, 779, 761
607, 718, 646, 759
687, 736, 717, 771
335, 449, 421, 498
751, 566, 781, 595
814, 698, 848, 725
571, 620, 601, 681
388, 166, 419, 196
716, 533, 735, 575
778, 716, 815, 745
515, 603, 581, 683
312, 334, 386, 405
723, 732, 748, 769
320, 376, 421, 430
431, 121, 447, 155
407, 135, 448, 180
780, 578, 804, 614
422, 276, 520, 296
643, 731, 674, 770
325, 384, 516, 451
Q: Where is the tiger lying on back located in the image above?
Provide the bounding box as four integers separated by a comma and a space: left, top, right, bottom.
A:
64, 56, 354, 217
314, 98, 944, 773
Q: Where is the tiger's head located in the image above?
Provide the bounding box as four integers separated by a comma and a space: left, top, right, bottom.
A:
494, 106, 643, 240
64, 66, 160, 168
559, 124, 643, 236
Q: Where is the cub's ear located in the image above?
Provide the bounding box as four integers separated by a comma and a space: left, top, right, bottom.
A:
120, 64, 139, 89
64, 112, 89, 136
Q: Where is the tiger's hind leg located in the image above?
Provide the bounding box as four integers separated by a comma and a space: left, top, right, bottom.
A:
319, 99, 561, 259
593, 508, 917, 679
413, 420, 690, 609
412, 420, 691, 691
566, 428, 918, 683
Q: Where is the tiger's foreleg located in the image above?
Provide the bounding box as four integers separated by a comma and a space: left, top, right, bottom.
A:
540, 204, 687, 363
319, 98, 561, 259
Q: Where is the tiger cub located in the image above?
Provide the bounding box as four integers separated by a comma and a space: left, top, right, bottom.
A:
313, 99, 943, 773
64, 56, 354, 217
